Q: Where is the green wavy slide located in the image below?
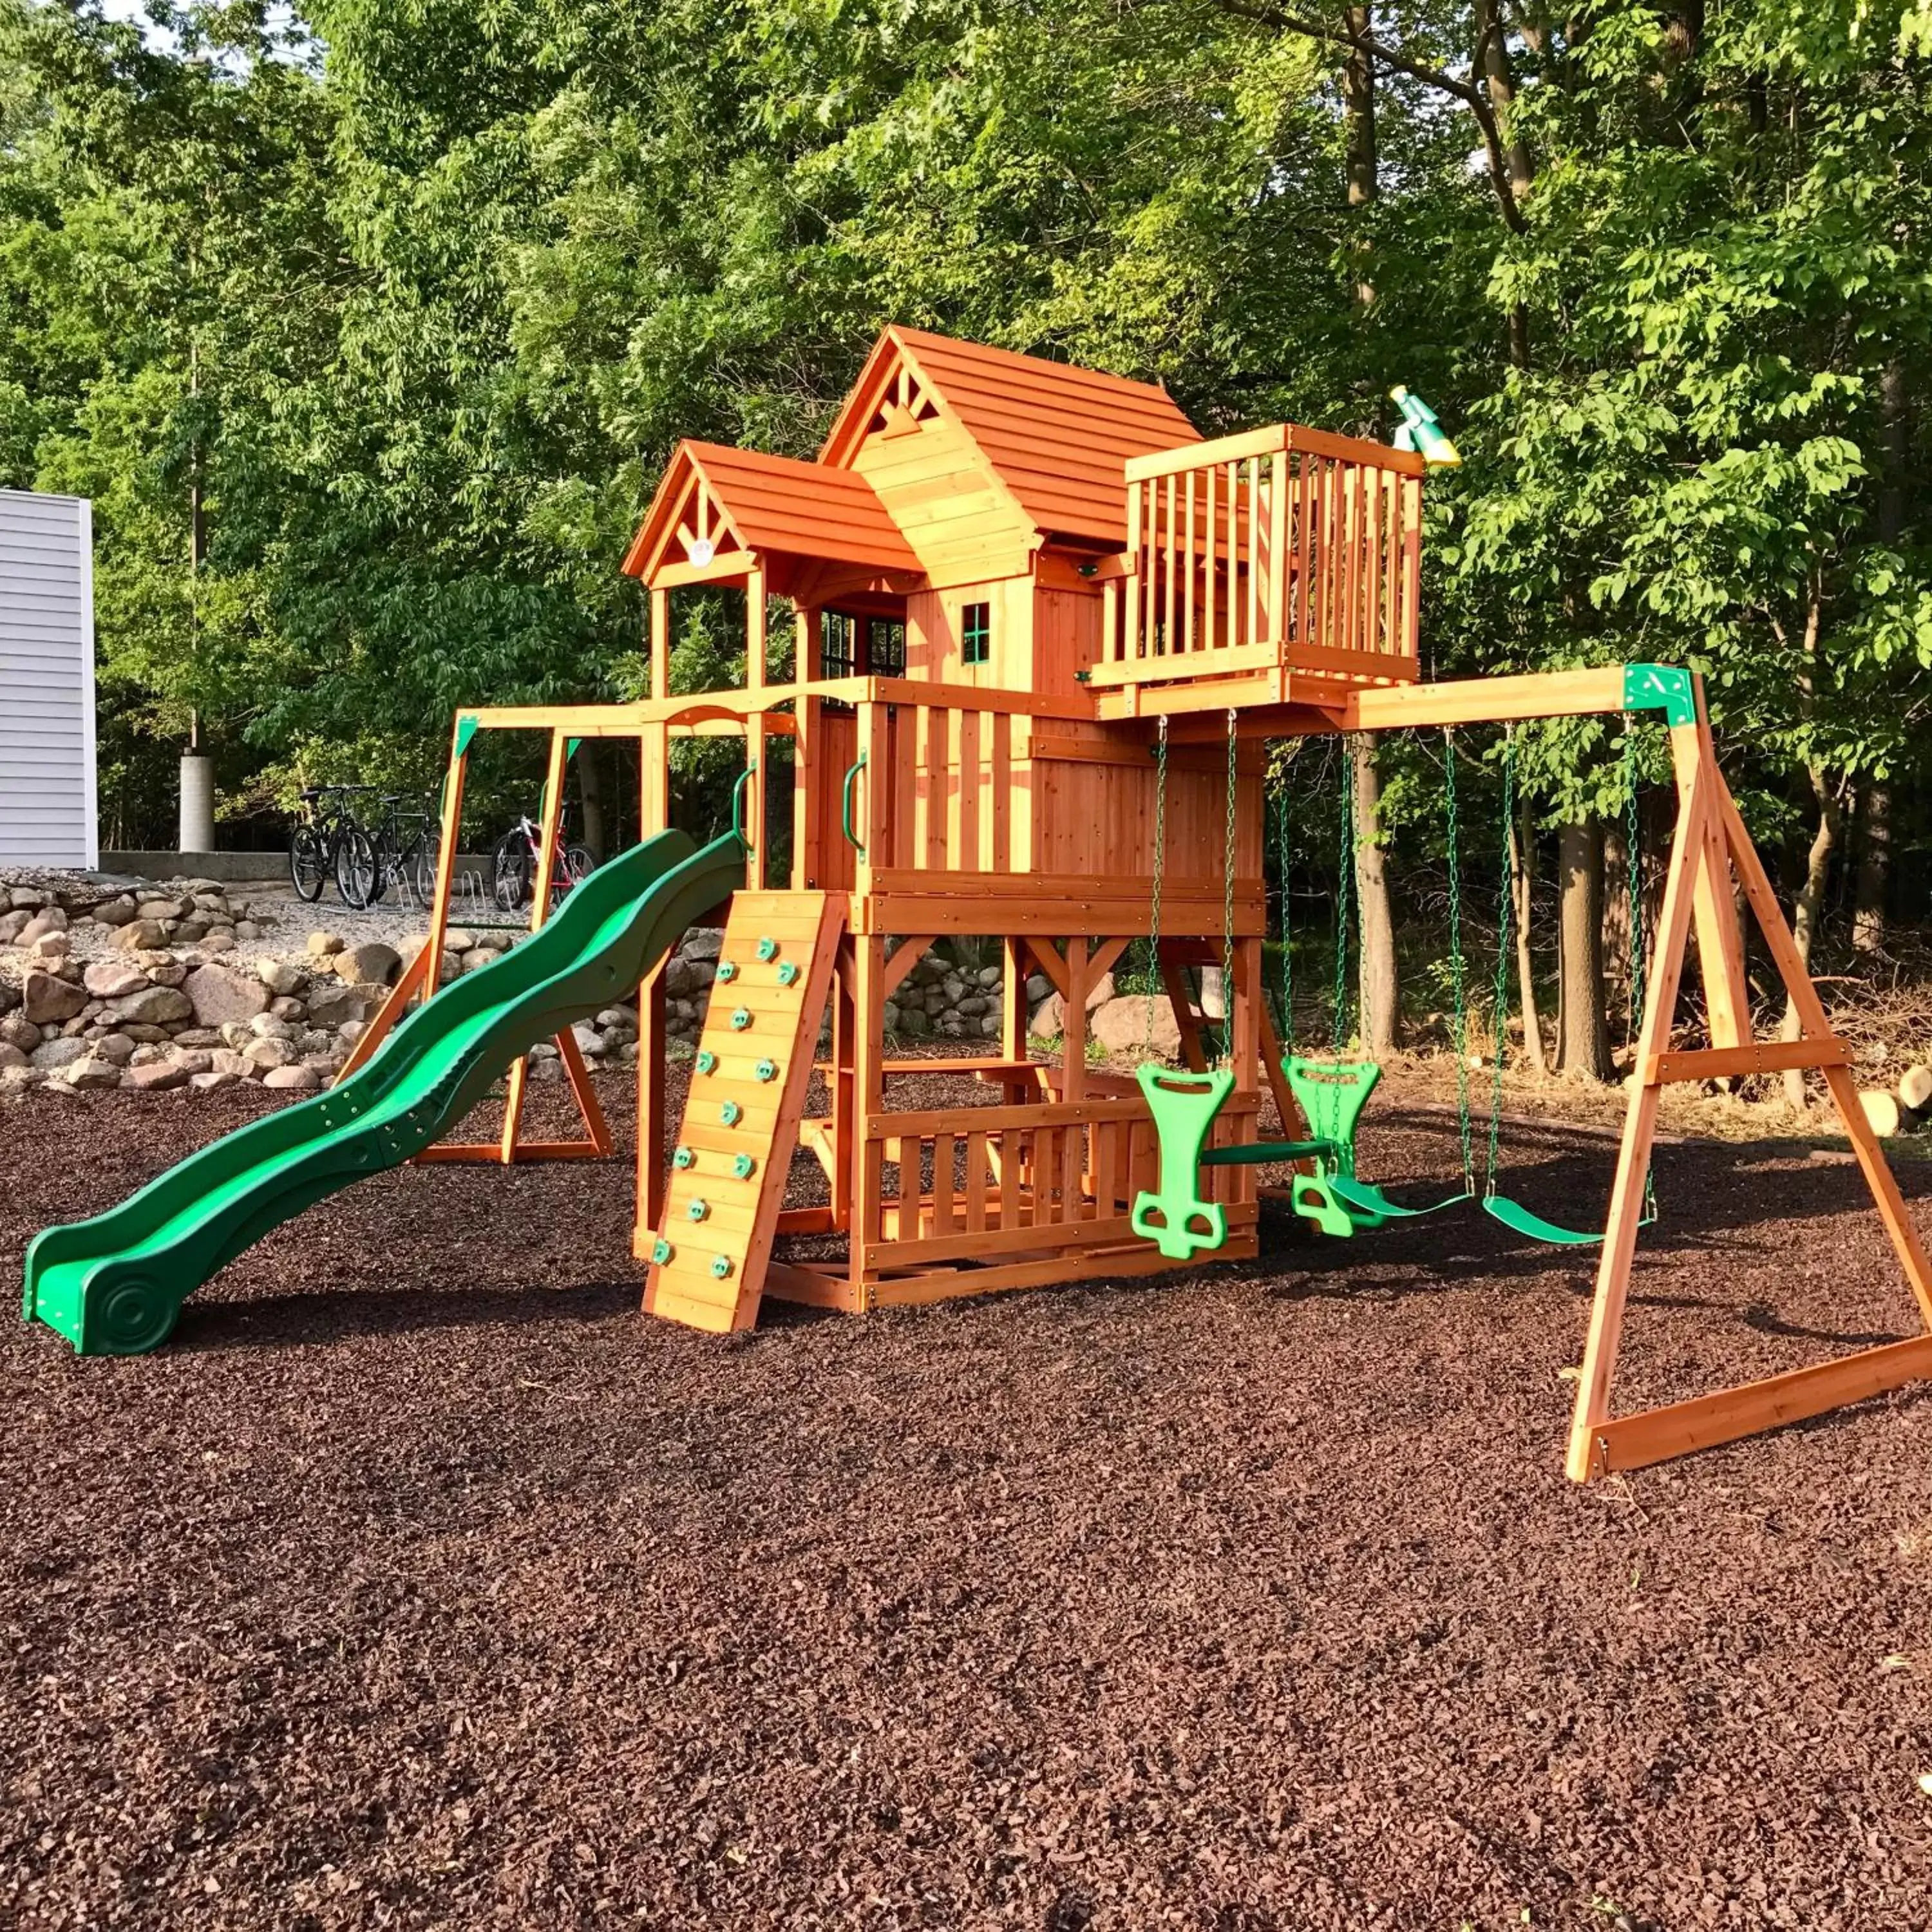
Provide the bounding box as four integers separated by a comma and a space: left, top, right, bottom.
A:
22, 828, 745, 1356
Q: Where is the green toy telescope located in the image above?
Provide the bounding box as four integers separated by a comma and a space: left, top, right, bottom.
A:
1390, 386, 1460, 466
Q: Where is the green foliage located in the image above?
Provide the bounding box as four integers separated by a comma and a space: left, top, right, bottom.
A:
3, 0, 1930, 896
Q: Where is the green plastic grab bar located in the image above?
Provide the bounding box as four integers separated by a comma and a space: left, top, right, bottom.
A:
842, 751, 867, 856
731, 761, 757, 849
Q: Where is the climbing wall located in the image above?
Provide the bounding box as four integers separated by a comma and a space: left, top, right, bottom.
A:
643, 891, 842, 1332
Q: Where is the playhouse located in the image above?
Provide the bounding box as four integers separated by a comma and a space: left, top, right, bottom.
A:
26, 327, 1932, 1484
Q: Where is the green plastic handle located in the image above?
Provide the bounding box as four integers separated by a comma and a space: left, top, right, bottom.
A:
841, 752, 867, 857
731, 761, 757, 849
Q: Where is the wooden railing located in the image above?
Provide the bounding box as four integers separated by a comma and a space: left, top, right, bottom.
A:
860, 1093, 1260, 1271
1096, 423, 1425, 691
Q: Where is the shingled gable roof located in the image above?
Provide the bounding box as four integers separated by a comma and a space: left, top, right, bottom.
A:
623, 439, 922, 583
820, 326, 1202, 552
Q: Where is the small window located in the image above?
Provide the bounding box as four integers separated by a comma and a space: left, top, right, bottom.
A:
867, 617, 906, 676
820, 611, 860, 680
961, 601, 991, 667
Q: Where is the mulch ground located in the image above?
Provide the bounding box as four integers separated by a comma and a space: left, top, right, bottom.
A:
6, 1061, 1932, 1930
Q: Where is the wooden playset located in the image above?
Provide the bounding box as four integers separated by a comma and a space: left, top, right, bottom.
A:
30, 326, 1932, 1483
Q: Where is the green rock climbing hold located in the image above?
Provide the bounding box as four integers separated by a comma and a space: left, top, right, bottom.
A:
755, 936, 779, 962
673, 1145, 696, 1170
695, 1050, 717, 1074
710, 1254, 734, 1280
651, 1238, 674, 1265
688, 1198, 710, 1222
733, 1153, 757, 1180
777, 961, 800, 987
717, 960, 738, 983
719, 1100, 742, 1126
754, 1058, 777, 1083
730, 1007, 752, 1030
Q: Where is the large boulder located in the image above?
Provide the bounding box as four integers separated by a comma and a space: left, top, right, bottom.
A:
0, 909, 33, 945
0, 979, 17, 1018
256, 958, 303, 996
681, 927, 724, 963
17, 907, 68, 944
262, 1063, 321, 1091
109, 983, 194, 1027
1089, 994, 1183, 1061
90, 896, 138, 928
111, 919, 170, 952
1028, 992, 1065, 1041
334, 941, 401, 986
0, 1011, 37, 1053
126, 1061, 189, 1092
182, 963, 271, 1028
305, 982, 374, 1029
29, 1036, 90, 1070
306, 931, 344, 958
22, 972, 87, 1026
83, 959, 149, 1001
63, 1058, 124, 1090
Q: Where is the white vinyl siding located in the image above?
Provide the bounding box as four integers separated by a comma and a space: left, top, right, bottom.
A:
0, 490, 97, 868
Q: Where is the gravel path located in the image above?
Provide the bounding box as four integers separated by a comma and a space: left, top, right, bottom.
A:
5, 1070, 1932, 1927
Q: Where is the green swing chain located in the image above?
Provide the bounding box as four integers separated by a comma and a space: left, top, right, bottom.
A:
1220, 706, 1238, 1063
1484, 726, 1517, 1199
1333, 737, 1357, 1055
1275, 771, 1294, 1043
1623, 726, 1658, 1220
1443, 729, 1475, 1195
1142, 714, 1169, 1063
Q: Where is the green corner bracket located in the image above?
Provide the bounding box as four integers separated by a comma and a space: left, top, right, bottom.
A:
1622, 663, 1696, 727
454, 714, 480, 759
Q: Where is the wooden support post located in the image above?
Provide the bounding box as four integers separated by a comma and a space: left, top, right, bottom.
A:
1063, 937, 1089, 1104
498, 727, 571, 1162
1566, 758, 1716, 1479
1671, 706, 1750, 1050
746, 565, 766, 890
851, 933, 886, 1307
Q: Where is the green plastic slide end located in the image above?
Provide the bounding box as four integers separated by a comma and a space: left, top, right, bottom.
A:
1129, 1063, 1234, 1261
1622, 663, 1696, 727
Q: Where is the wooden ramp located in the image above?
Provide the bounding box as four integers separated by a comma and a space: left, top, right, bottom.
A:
643, 891, 842, 1332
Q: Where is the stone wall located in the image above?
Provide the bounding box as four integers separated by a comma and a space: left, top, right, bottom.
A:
0, 872, 1168, 1097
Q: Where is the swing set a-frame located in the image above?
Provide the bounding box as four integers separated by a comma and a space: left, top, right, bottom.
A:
313, 332, 1932, 1479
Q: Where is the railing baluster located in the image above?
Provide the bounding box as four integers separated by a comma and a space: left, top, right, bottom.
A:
1123, 478, 1141, 662
1182, 466, 1197, 654
1162, 473, 1177, 656
1245, 457, 1260, 649
1204, 459, 1218, 648
1268, 450, 1288, 644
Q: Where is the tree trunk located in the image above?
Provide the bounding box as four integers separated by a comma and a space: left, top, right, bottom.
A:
1853, 783, 1891, 954
1343, 5, 1376, 305
1855, 362, 1909, 956
1779, 771, 1842, 1106
1555, 819, 1611, 1080
577, 741, 608, 862
1352, 735, 1401, 1052
1508, 797, 1546, 1072
1602, 820, 1632, 1049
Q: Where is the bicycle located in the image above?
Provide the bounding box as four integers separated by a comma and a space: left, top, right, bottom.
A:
337, 791, 440, 911
289, 784, 380, 905
492, 810, 594, 912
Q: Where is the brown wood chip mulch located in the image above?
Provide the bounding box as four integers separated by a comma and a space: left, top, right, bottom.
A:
6, 1066, 1932, 1929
